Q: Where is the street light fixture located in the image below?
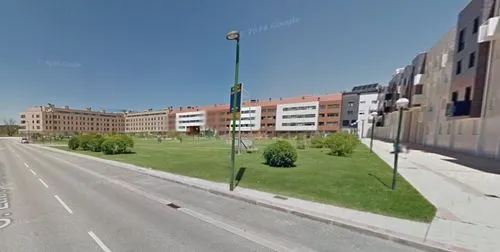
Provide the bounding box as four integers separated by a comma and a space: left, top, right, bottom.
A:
369, 111, 378, 152
392, 98, 409, 190
227, 30, 241, 191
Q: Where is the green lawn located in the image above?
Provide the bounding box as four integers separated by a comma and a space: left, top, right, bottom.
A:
55, 137, 436, 222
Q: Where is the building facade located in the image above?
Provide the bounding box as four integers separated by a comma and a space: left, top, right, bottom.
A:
125, 109, 169, 134
20, 105, 125, 135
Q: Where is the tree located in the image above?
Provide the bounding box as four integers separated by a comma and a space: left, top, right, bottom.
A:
3, 119, 18, 136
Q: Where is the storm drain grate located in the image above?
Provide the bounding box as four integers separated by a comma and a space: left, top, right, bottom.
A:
167, 203, 181, 209
485, 194, 500, 199
273, 195, 288, 200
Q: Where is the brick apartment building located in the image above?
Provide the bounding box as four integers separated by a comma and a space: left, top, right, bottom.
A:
20, 94, 342, 137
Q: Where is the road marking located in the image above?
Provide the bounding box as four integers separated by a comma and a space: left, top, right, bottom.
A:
88, 231, 112, 252
54, 195, 73, 214
38, 178, 49, 188
24, 162, 29, 168
30, 169, 36, 176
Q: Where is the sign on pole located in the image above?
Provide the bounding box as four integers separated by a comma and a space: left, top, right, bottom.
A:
230, 83, 242, 113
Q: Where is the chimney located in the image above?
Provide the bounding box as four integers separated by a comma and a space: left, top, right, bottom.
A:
268, 98, 272, 101
302, 96, 305, 99
64, 105, 69, 109
180, 106, 183, 111
280, 97, 283, 101
317, 97, 320, 101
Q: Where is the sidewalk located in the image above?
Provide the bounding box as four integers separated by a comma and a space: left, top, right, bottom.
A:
32, 143, 470, 252
363, 139, 500, 252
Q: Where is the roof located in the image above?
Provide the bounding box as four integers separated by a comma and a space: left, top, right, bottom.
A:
350, 83, 380, 93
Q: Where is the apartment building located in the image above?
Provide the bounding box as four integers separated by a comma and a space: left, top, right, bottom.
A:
165, 94, 342, 137
20, 105, 125, 135
340, 84, 380, 137
125, 109, 169, 134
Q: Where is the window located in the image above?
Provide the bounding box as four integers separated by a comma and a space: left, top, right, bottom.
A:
359, 112, 365, 115
342, 120, 350, 126
347, 111, 354, 115
458, 28, 465, 52
465, 86, 472, 101
473, 17, 479, 34
415, 84, 423, 95
348, 102, 354, 107
452, 91, 458, 102
456, 60, 462, 75
359, 101, 366, 104
371, 100, 377, 104
469, 52, 475, 68
327, 104, 339, 109
327, 113, 338, 117
319, 105, 326, 110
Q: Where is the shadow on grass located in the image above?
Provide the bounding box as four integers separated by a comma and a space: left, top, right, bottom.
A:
235, 167, 247, 188
260, 162, 297, 168
368, 173, 391, 189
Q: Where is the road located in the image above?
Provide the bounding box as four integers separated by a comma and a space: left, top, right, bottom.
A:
0, 139, 424, 252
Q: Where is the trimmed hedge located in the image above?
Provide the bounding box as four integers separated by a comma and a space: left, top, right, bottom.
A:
263, 140, 298, 167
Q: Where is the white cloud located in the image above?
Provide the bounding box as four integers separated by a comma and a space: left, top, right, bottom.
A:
39, 60, 82, 68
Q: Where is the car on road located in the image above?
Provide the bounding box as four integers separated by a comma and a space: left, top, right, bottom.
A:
21, 137, 29, 144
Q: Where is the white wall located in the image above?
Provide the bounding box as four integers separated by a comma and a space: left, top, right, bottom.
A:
357, 93, 379, 137
231, 106, 261, 131
175, 111, 206, 132
275, 101, 319, 131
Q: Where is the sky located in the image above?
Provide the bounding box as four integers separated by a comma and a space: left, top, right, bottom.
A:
0, 0, 470, 123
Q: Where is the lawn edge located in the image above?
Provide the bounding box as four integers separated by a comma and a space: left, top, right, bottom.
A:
37, 144, 471, 252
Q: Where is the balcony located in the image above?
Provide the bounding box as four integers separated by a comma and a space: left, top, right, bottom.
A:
446, 100, 471, 117
478, 16, 500, 43
413, 74, 424, 85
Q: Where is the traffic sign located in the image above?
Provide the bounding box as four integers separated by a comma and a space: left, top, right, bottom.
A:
230, 83, 242, 113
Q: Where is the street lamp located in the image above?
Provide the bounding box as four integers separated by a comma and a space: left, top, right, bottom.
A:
226, 30, 240, 191
392, 98, 409, 190
369, 111, 378, 152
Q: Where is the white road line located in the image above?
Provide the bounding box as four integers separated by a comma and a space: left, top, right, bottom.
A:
24, 162, 29, 168
38, 178, 49, 188
54, 195, 73, 214
30, 169, 36, 176
88, 231, 112, 252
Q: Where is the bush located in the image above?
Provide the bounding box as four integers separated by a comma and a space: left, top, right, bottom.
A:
295, 135, 306, 149
88, 136, 105, 152
263, 140, 298, 167
78, 135, 94, 151
324, 132, 360, 156
101, 139, 116, 155
310, 136, 325, 148
68, 137, 79, 150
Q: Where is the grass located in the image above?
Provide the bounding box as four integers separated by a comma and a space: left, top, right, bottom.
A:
55, 137, 436, 222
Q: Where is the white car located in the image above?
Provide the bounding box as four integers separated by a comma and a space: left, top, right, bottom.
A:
21, 137, 29, 144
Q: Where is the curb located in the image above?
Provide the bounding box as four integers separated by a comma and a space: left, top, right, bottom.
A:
33, 144, 474, 252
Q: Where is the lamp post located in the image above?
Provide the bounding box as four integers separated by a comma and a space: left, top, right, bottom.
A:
392, 98, 409, 190
369, 111, 378, 152
226, 30, 240, 191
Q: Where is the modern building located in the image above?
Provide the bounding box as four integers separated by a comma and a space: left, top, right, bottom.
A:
125, 109, 169, 134
19, 105, 125, 135
449, 0, 495, 118
340, 83, 380, 137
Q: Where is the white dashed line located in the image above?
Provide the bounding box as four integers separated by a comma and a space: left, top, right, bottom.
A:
54, 195, 73, 214
88, 231, 112, 252
38, 178, 49, 188
24, 162, 29, 168
30, 169, 36, 176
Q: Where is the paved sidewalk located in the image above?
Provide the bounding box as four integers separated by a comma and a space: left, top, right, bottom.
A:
29, 143, 472, 252
363, 139, 500, 252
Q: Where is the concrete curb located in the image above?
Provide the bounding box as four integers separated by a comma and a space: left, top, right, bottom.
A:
33, 144, 474, 252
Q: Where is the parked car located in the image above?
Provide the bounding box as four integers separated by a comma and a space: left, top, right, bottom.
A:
21, 137, 29, 144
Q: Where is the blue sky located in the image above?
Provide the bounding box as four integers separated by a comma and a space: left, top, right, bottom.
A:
0, 0, 469, 122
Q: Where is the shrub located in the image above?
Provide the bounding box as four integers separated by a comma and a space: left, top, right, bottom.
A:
263, 140, 298, 167
88, 136, 105, 152
101, 139, 116, 155
68, 137, 79, 150
295, 135, 306, 149
324, 132, 360, 156
310, 136, 325, 148
79, 135, 94, 151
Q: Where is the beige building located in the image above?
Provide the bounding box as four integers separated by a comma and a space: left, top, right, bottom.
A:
125, 109, 169, 133
20, 105, 125, 135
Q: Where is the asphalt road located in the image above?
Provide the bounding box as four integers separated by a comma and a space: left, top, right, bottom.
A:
0, 139, 425, 252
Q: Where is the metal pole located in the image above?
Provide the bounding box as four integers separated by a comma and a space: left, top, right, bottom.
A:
238, 87, 243, 155
229, 39, 240, 191
370, 116, 375, 152
392, 108, 404, 190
